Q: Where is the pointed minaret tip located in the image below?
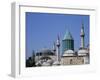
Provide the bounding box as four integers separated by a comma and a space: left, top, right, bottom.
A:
81, 20, 85, 35
57, 34, 60, 40
81, 19, 84, 28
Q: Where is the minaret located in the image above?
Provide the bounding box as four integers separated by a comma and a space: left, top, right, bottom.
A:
56, 35, 60, 62
80, 22, 85, 48
53, 42, 56, 54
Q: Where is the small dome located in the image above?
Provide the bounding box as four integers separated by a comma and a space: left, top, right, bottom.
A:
64, 50, 74, 54
78, 49, 88, 54
78, 49, 88, 56
63, 50, 75, 56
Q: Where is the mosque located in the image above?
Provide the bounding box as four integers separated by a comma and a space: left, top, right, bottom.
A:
34, 22, 89, 66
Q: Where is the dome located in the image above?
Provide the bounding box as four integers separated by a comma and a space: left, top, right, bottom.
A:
64, 50, 74, 54
78, 49, 88, 54
38, 49, 55, 56
63, 30, 73, 40
78, 49, 88, 56
63, 50, 75, 56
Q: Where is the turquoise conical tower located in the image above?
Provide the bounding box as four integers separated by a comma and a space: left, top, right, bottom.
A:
62, 30, 74, 54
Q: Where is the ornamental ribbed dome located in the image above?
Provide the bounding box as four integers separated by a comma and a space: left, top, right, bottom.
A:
63, 30, 73, 40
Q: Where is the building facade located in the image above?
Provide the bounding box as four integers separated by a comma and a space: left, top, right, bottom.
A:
32, 22, 89, 66
61, 22, 89, 65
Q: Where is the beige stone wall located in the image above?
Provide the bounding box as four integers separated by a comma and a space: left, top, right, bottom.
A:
61, 56, 84, 65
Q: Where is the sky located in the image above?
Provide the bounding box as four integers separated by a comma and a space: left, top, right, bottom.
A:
26, 12, 89, 59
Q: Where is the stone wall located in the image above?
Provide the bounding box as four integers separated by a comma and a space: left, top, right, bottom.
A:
61, 56, 84, 65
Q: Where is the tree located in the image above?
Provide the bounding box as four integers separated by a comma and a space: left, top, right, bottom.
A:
26, 57, 33, 67
26, 50, 36, 67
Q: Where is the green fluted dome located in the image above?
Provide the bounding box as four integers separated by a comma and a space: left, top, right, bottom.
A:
62, 30, 74, 54
63, 31, 73, 40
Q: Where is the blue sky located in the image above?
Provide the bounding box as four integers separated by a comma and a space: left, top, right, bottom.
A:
26, 12, 89, 59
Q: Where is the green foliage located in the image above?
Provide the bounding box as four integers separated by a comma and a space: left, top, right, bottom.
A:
26, 50, 36, 67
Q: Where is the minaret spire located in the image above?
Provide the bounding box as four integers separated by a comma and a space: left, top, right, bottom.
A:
56, 34, 60, 63
56, 35, 60, 47
53, 42, 56, 54
80, 21, 85, 48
